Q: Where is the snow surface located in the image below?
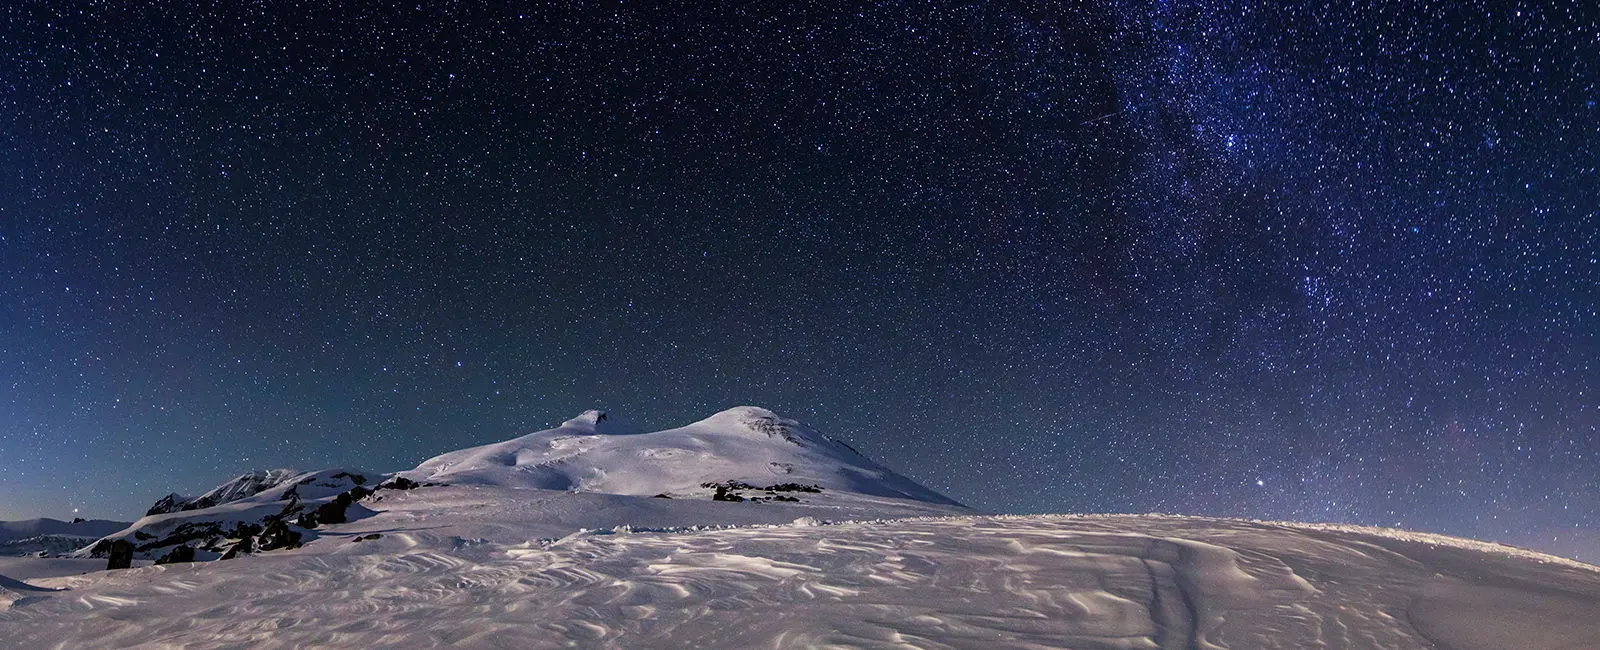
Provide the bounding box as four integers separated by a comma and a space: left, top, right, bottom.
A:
2, 407, 1596, 648
2, 507, 1596, 649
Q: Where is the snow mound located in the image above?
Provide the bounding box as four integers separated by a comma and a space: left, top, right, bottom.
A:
400, 406, 961, 506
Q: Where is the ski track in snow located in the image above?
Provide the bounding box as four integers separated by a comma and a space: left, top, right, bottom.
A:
4, 514, 1598, 649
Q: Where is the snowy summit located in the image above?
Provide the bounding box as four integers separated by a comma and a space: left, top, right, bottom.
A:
0, 407, 1596, 649
400, 406, 960, 506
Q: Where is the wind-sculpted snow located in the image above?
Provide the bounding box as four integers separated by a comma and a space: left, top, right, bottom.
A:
3, 513, 1597, 649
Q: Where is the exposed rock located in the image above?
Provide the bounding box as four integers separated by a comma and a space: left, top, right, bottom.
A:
106, 540, 134, 570
652, 493, 672, 499
136, 522, 223, 552
220, 537, 254, 560
764, 482, 823, 493
153, 545, 195, 565
314, 492, 355, 525
229, 522, 262, 540
379, 477, 422, 490
145, 493, 190, 517
256, 518, 302, 552
701, 480, 758, 491
740, 413, 809, 445
180, 469, 299, 512
351, 534, 382, 542
702, 480, 819, 503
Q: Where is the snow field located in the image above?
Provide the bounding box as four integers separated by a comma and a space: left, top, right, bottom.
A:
4, 513, 1597, 649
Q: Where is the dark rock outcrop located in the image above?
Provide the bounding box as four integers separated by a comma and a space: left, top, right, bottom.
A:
310, 492, 354, 526
702, 480, 820, 503
764, 482, 823, 493
229, 522, 262, 539
153, 545, 195, 565
106, 539, 134, 570
136, 522, 224, 552
256, 518, 302, 552
379, 477, 421, 490
145, 493, 190, 517
220, 537, 254, 560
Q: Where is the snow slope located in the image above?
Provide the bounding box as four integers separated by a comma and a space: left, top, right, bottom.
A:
2, 512, 1596, 649
400, 407, 961, 506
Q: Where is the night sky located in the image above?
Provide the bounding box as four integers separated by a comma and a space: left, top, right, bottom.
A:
1, 1, 1596, 561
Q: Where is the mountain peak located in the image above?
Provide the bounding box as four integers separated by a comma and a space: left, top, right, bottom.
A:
561, 409, 609, 431
710, 405, 779, 419
697, 406, 828, 447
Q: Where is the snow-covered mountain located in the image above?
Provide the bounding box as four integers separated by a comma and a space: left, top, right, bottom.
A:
66, 406, 963, 563
2, 407, 1596, 648
143, 468, 302, 516
400, 407, 960, 506
0, 519, 127, 544
0, 519, 128, 558
77, 468, 374, 562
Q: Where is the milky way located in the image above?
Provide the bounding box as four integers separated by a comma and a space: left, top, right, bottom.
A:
0, 1, 1595, 561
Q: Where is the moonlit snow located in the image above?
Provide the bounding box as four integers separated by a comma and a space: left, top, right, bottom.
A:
2, 408, 1596, 649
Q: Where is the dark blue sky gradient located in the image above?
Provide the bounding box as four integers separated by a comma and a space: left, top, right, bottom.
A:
0, 1, 1595, 561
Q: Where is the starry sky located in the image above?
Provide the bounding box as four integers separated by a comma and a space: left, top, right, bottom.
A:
1, 1, 1596, 561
